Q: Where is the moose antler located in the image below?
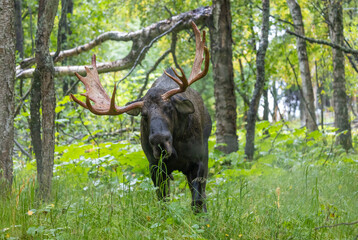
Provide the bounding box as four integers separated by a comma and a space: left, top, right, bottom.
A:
162, 22, 210, 100
70, 55, 143, 115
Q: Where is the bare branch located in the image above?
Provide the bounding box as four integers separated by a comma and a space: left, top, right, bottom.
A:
286, 29, 358, 55
17, 6, 212, 78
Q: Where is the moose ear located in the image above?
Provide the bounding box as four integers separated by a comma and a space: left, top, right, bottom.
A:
125, 99, 142, 116
172, 96, 195, 115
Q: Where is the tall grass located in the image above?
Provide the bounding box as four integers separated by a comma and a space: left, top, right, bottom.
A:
1, 161, 357, 239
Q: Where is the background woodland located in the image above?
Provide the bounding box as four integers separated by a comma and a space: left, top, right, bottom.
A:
0, 0, 357, 239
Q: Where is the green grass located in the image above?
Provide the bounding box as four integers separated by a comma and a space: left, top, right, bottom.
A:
1, 126, 358, 239
1, 161, 357, 239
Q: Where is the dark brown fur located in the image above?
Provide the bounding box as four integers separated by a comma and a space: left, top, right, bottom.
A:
127, 68, 212, 212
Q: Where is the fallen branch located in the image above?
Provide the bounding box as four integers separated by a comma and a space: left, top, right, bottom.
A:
315, 220, 358, 230
16, 6, 212, 79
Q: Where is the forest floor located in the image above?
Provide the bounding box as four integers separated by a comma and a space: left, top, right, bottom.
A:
1, 124, 358, 239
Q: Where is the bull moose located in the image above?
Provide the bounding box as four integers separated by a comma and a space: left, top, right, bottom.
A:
70, 22, 211, 212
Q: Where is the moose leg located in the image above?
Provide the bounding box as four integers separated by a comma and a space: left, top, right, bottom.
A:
149, 164, 170, 201
186, 161, 208, 213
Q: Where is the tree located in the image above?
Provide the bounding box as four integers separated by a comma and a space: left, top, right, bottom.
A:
328, 0, 352, 151
209, 0, 238, 154
286, 0, 317, 132
14, 0, 24, 59
245, 0, 270, 161
0, 0, 16, 194
33, 0, 60, 200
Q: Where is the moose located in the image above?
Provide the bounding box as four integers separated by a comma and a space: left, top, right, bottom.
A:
70, 22, 211, 212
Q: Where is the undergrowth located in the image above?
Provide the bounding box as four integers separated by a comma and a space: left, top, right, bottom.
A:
1, 122, 357, 239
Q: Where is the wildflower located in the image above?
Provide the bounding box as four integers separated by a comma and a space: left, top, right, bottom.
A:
239, 234, 243, 238
27, 210, 34, 216
225, 234, 229, 237
206, 224, 210, 228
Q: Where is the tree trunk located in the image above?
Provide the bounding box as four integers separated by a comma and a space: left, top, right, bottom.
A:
272, 80, 278, 122
239, 59, 248, 123
209, 0, 238, 154
0, 0, 16, 194
34, 0, 59, 200
14, 0, 24, 58
60, 0, 74, 95
263, 88, 269, 121
30, 73, 42, 163
245, 0, 270, 161
328, 0, 352, 151
286, 0, 317, 132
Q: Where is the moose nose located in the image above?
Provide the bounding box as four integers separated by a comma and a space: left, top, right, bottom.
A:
149, 132, 172, 159
149, 131, 171, 147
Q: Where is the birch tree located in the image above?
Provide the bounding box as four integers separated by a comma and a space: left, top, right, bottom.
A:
286, 0, 317, 132
209, 0, 238, 153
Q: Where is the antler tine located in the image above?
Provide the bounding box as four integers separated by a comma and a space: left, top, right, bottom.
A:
164, 66, 188, 87
162, 21, 209, 100
70, 54, 143, 115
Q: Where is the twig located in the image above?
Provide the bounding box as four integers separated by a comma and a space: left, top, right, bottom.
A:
78, 112, 100, 158
164, 6, 173, 17
315, 220, 358, 230
14, 84, 33, 117
137, 49, 171, 99
14, 139, 32, 159
64, 79, 80, 96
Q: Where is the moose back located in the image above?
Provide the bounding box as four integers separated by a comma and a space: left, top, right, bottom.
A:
71, 22, 211, 212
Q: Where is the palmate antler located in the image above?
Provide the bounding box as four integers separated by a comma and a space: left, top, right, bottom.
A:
70, 55, 143, 115
161, 22, 210, 100
70, 22, 209, 115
